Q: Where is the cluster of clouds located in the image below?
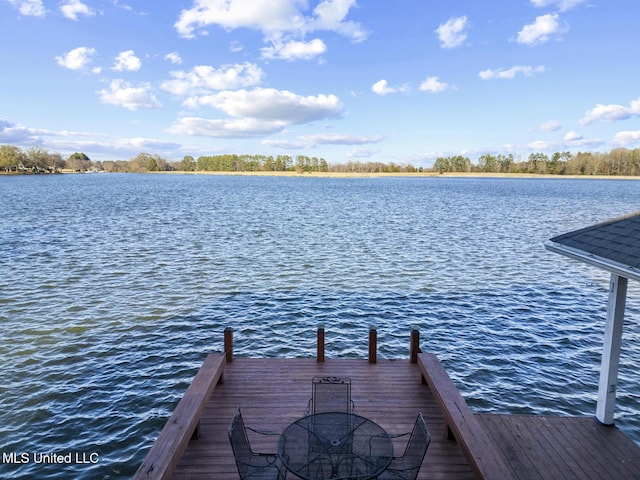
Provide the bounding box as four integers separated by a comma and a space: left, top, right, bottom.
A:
372, 0, 580, 97
173, 0, 368, 62
95, 56, 346, 138
373, 63, 548, 98
6, 0, 143, 19
519, 0, 640, 150
42, 0, 369, 142
530, 96, 640, 150
51, 43, 169, 119
433, 9, 570, 49
582, 98, 640, 148
368, 0, 640, 152
371, 77, 451, 96
527, 127, 601, 152
54, 47, 143, 74
6, 0, 94, 20
0, 117, 181, 157
478, 65, 545, 80
5, 0, 640, 159
169, 87, 343, 139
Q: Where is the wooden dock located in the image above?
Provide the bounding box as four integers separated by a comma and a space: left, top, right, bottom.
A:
135, 330, 640, 480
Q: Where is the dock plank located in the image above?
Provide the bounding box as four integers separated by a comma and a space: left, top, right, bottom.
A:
476, 414, 640, 480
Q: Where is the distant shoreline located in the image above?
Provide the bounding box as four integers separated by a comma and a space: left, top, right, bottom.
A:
3, 170, 640, 180
152, 170, 640, 180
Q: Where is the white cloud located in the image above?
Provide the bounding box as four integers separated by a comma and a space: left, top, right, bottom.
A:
55, 46, 97, 71
573, 137, 603, 148
54, 137, 182, 160
538, 120, 562, 132
302, 133, 383, 145
309, 0, 367, 43
0, 119, 105, 147
347, 148, 376, 158
517, 14, 566, 46
261, 132, 382, 149
185, 88, 343, 125
0, 119, 47, 144
110, 0, 146, 15
111, 0, 133, 12
580, 98, 640, 125
6, 0, 45, 16
168, 116, 286, 138
261, 138, 306, 149
419, 76, 449, 93
98, 79, 162, 110
371, 79, 409, 96
161, 63, 263, 96
174, 0, 366, 44
112, 50, 142, 71
165, 52, 182, 65
528, 133, 603, 152
175, 0, 302, 37
564, 131, 583, 141
372, 79, 394, 96
60, 0, 94, 21
117, 137, 182, 151
479, 65, 545, 80
435, 16, 468, 49
530, 0, 586, 12
261, 38, 327, 61
613, 131, 640, 147
0, 119, 185, 159
528, 140, 555, 151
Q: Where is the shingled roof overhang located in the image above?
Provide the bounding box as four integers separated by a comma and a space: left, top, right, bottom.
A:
544, 211, 640, 283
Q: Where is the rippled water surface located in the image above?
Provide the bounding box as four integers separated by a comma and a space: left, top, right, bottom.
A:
1, 174, 639, 479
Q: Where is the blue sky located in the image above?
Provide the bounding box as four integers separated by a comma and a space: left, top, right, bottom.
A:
1, 0, 639, 167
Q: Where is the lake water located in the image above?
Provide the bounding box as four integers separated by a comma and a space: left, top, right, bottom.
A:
1, 173, 639, 479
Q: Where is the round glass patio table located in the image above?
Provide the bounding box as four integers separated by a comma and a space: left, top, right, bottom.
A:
278, 412, 393, 480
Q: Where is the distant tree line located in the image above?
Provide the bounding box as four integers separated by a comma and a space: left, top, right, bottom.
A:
192, 154, 330, 173
329, 161, 422, 173
2, 143, 640, 176
434, 149, 640, 176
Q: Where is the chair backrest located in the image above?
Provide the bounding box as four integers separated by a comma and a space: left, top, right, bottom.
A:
400, 413, 431, 480
311, 376, 352, 414
228, 408, 252, 478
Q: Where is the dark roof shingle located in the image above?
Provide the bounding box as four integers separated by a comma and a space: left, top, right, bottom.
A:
549, 211, 640, 269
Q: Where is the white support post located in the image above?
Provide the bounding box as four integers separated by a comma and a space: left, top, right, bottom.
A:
596, 273, 627, 425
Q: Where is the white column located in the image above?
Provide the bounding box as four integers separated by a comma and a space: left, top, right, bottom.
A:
596, 273, 627, 425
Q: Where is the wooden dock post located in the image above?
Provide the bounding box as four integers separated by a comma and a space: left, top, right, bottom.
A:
368, 326, 377, 364
317, 325, 325, 363
410, 327, 420, 364
224, 327, 233, 363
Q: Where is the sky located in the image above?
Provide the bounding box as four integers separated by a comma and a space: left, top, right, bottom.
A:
1, 0, 639, 167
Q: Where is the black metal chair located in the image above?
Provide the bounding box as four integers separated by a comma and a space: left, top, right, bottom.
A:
305, 377, 356, 457
374, 413, 431, 480
228, 408, 287, 480
307, 376, 355, 414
